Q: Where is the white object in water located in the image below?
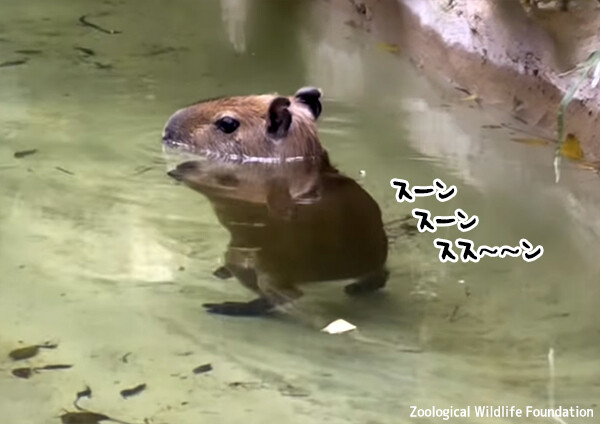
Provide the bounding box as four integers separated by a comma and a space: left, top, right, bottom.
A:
321, 319, 357, 334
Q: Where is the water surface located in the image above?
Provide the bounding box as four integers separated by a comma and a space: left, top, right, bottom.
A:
1, 1, 599, 423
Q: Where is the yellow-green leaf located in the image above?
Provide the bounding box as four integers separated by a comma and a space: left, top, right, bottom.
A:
376, 42, 399, 53
560, 133, 584, 161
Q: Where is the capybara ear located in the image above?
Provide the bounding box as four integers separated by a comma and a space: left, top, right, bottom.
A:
294, 87, 322, 119
267, 97, 292, 139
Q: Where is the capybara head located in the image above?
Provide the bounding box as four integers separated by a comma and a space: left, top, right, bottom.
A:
162, 87, 325, 162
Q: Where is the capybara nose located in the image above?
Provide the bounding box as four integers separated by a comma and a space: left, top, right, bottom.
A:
162, 108, 190, 144
162, 126, 178, 144
162, 127, 188, 150
167, 168, 183, 181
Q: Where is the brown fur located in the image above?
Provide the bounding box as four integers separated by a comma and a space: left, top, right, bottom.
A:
163, 87, 389, 316
168, 159, 389, 316
168, 159, 325, 208
162, 89, 325, 161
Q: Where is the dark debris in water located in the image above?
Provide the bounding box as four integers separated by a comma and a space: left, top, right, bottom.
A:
0, 58, 28, 68
76, 386, 93, 404
56, 166, 75, 175
132, 166, 153, 176
12, 367, 33, 379
192, 363, 212, 375
448, 305, 460, 322
11, 364, 73, 379
278, 383, 310, 397
93, 62, 113, 70
228, 381, 263, 390
143, 46, 185, 57
453, 85, 471, 95
14, 49, 43, 55
120, 383, 146, 399
78, 15, 122, 35
543, 311, 570, 319
75, 46, 96, 57
9, 345, 41, 361
60, 411, 111, 424
9, 342, 57, 360
513, 115, 528, 125
14, 149, 38, 158
38, 364, 73, 370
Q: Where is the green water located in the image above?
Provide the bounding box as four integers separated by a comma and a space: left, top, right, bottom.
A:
1, 0, 599, 423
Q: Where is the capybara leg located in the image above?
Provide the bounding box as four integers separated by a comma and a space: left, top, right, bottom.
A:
257, 276, 303, 306
344, 268, 389, 296
560, 0, 568, 11
202, 274, 302, 316
203, 297, 275, 316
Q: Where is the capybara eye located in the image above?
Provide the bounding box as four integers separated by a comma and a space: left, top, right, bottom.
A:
215, 116, 240, 134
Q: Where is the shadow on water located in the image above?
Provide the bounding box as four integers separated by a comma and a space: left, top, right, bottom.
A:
0, 0, 599, 423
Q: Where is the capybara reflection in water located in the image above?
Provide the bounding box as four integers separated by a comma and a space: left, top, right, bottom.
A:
163, 87, 388, 316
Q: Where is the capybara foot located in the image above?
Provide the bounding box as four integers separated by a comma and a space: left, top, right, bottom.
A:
212, 266, 233, 280
344, 268, 389, 296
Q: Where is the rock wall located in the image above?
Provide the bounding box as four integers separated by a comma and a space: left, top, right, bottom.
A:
331, 0, 600, 161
